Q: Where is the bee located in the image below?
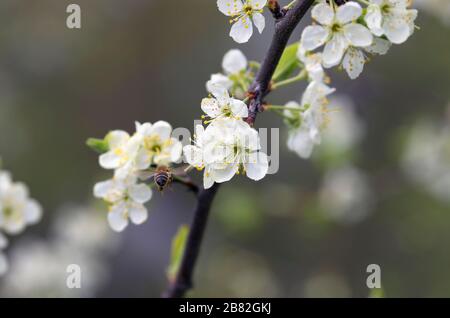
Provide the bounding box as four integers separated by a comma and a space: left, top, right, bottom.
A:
138, 165, 190, 193
153, 166, 173, 192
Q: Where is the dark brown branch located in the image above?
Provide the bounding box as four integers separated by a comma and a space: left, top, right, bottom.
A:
162, 183, 220, 298
172, 175, 200, 195
163, 0, 315, 298
246, 0, 315, 125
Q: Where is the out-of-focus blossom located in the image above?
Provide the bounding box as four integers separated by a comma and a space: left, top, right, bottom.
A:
319, 95, 365, 155
202, 247, 280, 297
319, 165, 373, 224
402, 114, 450, 203
284, 81, 335, 159
301, 272, 351, 297
0, 205, 119, 297
0, 171, 42, 235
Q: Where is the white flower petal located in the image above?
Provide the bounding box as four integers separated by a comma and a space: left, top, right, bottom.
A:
108, 203, 129, 232
203, 169, 215, 189
24, 200, 42, 224
342, 48, 365, 79
287, 129, 315, 159
135, 122, 153, 136
312, 3, 335, 26
99, 151, 121, 169
365, 4, 384, 36
128, 183, 152, 204
106, 130, 129, 149
230, 99, 249, 118
150, 121, 172, 140
222, 49, 247, 74
201, 98, 222, 118
248, 0, 267, 9
322, 33, 348, 67
301, 25, 330, 51
336, 2, 362, 24
213, 164, 239, 183
217, 0, 243, 16
184, 145, 204, 168
252, 12, 265, 34
343, 23, 373, 47
135, 147, 152, 170
168, 138, 183, 162
128, 203, 148, 225
230, 16, 253, 43
364, 37, 391, 55
93, 180, 115, 199
245, 152, 268, 181
207, 74, 233, 93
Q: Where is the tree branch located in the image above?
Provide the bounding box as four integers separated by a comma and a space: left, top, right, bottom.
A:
172, 175, 200, 196
246, 0, 315, 125
163, 0, 315, 298
162, 183, 220, 298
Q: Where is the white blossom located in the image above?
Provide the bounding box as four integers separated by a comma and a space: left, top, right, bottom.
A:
202, 85, 248, 122
297, 45, 327, 83
365, 0, 418, 44
94, 176, 152, 232
284, 81, 335, 158
301, 2, 373, 68
319, 95, 365, 153
207, 49, 249, 99
99, 121, 182, 180
0, 171, 42, 235
134, 121, 182, 170
341, 36, 391, 79
98, 130, 141, 178
184, 119, 269, 189
217, 0, 267, 43
1, 205, 118, 297
402, 115, 450, 203
319, 165, 373, 224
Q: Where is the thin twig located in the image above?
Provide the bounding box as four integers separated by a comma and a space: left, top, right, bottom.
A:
172, 175, 200, 195
247, 0, 315, 125
162, 184, 220, 298
163, 0, 315, 298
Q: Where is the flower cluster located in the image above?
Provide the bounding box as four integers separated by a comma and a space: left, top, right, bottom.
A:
300, 0, 417, 79
279, 0, 418, 159
0, 168, 42, 276
184, 85, 269, 189
283, 81, 336, 158
92, 121, 182, 232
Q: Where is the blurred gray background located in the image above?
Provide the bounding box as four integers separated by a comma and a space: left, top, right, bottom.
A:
0, 0, 449, 297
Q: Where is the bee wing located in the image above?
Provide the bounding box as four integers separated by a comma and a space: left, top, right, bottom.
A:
171, 165, 191, 177
137, 170, 156, 181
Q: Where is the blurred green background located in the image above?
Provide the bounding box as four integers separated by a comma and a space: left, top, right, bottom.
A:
0, 0, 449, 297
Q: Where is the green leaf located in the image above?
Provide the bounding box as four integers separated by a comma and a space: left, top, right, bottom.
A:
273, 43, 300, 82
369, 286, 385, 298
167, 225, 190, 282
86, 138, 109, 154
